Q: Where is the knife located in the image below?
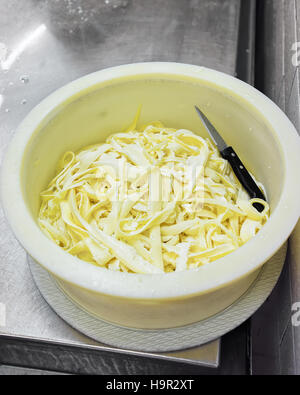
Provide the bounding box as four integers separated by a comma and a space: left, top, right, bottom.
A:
194, 106, 266, 212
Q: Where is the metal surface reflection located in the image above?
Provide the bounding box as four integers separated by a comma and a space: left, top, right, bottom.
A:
1, 24, 47, 71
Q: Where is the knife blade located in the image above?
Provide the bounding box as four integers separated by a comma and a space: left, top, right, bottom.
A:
195, 106, 228, 152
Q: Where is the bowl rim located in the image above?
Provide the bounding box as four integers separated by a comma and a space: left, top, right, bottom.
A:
1, 62, 300, 299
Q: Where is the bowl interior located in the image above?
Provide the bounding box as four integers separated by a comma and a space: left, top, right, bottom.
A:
21, 75, 284, 220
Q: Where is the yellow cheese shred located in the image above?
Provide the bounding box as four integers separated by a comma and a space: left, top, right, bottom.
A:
38, 118, 269, 273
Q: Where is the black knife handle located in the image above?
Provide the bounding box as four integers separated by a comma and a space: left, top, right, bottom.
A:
220, 146, 266, 212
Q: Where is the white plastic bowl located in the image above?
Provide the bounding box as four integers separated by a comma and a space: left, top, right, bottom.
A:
2, 63, 300, 329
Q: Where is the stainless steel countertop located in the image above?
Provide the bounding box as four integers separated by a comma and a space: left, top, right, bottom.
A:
0, 0, 242, 373
250, 0, 300, 375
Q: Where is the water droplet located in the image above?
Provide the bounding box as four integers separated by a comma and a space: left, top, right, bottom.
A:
21, 99, 27, 105
20, 75, 29, 84
5, 108, 10, 113
249, 127, 253, 132
8, 81, 14, 87
0, 42, 8, 62
105, 0, 110, 4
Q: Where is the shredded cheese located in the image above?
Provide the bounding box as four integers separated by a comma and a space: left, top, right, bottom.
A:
38, 118, 269, 274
